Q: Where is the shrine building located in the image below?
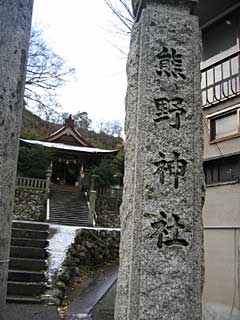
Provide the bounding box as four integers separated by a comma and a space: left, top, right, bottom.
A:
21, 115, 117, 186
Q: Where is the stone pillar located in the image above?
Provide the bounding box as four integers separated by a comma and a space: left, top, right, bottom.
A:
89, 190, 97, 227
115, 1, 204, 320
0, 0, 33, 312
46, 167, 52, 196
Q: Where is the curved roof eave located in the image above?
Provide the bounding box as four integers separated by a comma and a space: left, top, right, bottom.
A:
20, 139, 118, 154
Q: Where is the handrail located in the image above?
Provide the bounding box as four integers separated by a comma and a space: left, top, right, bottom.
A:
201, 51, 240, 107
201, 51, 240, 73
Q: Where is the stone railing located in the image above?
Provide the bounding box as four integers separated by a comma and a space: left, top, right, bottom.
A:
87, 175, 123, 227
94, 187, 122, 228
97, 187, 123, 199
16, 176, 47, 190
88, 190, 97, 226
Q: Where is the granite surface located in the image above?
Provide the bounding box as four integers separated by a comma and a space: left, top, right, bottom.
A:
115, 1, 204, 319
0, 0, 33, 312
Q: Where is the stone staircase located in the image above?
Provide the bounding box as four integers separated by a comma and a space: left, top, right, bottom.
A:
7, 220, 49, 303
49, 185, 89, 226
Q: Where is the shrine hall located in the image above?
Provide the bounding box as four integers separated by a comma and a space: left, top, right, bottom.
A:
21, 116, 117, 186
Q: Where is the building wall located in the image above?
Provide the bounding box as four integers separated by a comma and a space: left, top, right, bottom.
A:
203, 183, 240, 226
203, 228, 240, 310
203, 96, 240, 160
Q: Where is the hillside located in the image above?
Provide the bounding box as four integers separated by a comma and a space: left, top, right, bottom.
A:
21, 108, 123, 150
21, 108, 58, 140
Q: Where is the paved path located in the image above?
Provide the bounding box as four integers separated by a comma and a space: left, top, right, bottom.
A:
0, 264, 118, 320
1, 303, 59, 320
65, 264, 118, 320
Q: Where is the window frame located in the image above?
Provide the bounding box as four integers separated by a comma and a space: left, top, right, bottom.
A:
208, 106, 240, 142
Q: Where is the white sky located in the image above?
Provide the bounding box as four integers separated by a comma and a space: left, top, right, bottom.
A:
32, 0, 130, 128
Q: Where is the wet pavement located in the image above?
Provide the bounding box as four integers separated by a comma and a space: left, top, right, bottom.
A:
1, 226, 119, 320
1, 303, 59, 320
65, 264, 118, 320
48, 224, 79, 284
48, 225, 120, 285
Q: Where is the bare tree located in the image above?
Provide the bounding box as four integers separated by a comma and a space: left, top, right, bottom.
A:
103, 0, 134, 36
98, 120, 123, 137
58, 111, 92, 130
24, 28, 75, 120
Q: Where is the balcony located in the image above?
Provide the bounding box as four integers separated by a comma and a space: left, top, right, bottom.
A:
201, 51, 240, 107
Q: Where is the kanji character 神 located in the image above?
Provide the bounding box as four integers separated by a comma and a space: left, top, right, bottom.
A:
153, 151, 187, 188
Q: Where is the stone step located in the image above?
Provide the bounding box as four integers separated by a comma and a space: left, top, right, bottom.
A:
11, 238, 49, 248
51, 195, 86, 199
51, 206, 87, 210
10, 257, 47, 271
50, 209, 88, 213
51, 191, 84, 196
8, 270, 46, 283
12, 220, 49, 231
51, 198, 87, 202
11, 228, 49, 240
49, 220, 88, 225
51, 196, 87, 200
49, 215, 88, 220
50, 213, 88, 218
51, 196, 85, 201
50, 191, 89, 226
50, 205, 88, 212
7, 281, 47, 296
6, 295, 43, 304
50, 216, 88, 222
50, 211, 88, 216
49, 220, 89, 226
50, 186, 81, 192
49, 216, 88, 221
10, 246, 48, 260
50, 208, 88, 213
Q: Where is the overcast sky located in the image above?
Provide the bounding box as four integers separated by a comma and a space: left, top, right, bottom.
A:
32, 0, 130, 128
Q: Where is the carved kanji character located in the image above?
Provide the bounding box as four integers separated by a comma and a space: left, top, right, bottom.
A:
154, 97, 186, 129
156, 47, 186, 79
153, 151, 187, 189
150, 211, 189, 249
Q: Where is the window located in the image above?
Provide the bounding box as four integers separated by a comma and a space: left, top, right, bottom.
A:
209, 108, 240, 141
204, 157, 240, 185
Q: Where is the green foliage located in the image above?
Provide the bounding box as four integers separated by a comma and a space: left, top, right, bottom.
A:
80, 128, 123, 150
20, 128, 41, 140
17, 144, 53, 179
21, 107, 58, 140
21, 108, 123, 150
112, 143, 124, 186
90, 159, 116, 189
19, 108, 125, 183
90, 144, 124, 188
